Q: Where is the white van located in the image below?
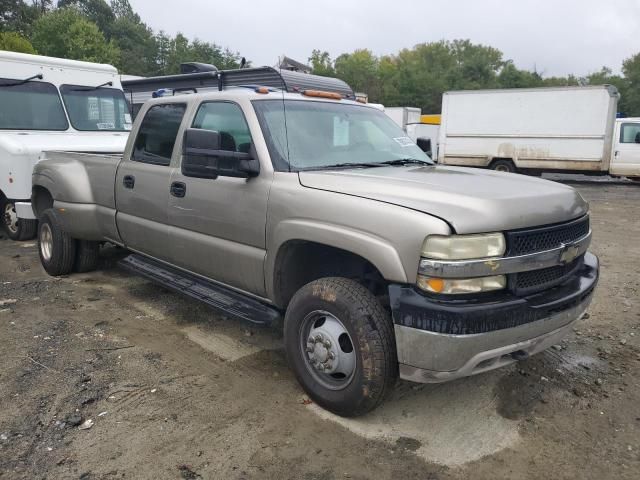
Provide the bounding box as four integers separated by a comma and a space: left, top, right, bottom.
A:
437, 85, 640, 179
0, 51, 130, 240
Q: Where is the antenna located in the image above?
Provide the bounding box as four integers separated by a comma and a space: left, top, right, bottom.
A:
278, 55, 292, 172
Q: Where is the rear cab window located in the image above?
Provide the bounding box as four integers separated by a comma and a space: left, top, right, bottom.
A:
132, 103, 187, 166
0, 78, 68, 131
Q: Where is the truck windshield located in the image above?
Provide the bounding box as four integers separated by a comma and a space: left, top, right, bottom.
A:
252, 100, 433, 171
60, 85, 131, 132
0, 79, 68, 131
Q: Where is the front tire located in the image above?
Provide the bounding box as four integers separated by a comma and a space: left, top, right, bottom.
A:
284, 277, 397, 417
38, 209, 76, 276
1, 199, 37, 241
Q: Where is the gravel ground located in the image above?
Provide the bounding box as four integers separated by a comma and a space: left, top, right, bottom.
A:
0, 180, 639, 480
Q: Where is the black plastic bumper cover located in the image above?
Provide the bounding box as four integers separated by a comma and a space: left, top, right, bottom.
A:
389, 252, 599, 335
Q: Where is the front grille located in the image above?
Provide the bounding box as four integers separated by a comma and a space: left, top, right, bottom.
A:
505, 215, 590, 256
510, 256, 583, 296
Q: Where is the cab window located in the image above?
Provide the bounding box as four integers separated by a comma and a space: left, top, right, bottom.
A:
192, 102, 252, 153
132, 103, 186, 165
620, 123, 640, 144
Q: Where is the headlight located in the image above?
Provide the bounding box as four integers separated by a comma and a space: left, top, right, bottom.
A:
421, 233, 505, 260
417, 274, 506, 294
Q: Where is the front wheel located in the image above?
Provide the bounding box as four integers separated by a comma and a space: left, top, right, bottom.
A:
284, 277, 398, 417
1, 199, 37, 241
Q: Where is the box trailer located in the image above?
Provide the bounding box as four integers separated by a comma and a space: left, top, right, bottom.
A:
437, 85, 640, 179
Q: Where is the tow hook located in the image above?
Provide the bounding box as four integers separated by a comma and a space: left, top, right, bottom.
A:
511, 350, 530, 361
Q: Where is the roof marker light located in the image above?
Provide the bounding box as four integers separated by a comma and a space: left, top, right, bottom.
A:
301, 89, 342, 100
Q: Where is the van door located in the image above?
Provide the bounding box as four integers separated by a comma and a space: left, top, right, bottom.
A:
611, 121, 640, 177
115, 103, 187, 258
167, 101, 271, 297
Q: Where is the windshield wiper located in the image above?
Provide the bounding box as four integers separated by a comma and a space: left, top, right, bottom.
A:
70, 81, 113, 92
380, 158, 433, 166
0, 74, 43, 87
304, 162, 387, 171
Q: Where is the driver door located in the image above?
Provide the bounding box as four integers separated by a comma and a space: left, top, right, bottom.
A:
167, 101, 271, 296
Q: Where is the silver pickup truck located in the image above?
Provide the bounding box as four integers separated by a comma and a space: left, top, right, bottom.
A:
32, 85, 598, 416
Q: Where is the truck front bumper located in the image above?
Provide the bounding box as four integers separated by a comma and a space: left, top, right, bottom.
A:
390, 252, 598, 383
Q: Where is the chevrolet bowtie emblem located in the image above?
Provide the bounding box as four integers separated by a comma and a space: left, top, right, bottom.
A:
559, 243, 580, 264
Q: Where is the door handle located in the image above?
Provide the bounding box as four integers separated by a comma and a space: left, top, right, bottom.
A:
170, 181, 186, 198
123, 175, 135, 189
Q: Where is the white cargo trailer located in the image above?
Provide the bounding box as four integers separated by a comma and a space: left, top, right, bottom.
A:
437, 86, 640, 179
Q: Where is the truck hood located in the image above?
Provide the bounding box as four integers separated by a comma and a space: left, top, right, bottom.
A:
298, 165, 588, 233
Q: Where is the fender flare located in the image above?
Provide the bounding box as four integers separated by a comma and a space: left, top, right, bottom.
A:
266, 219, 408, 300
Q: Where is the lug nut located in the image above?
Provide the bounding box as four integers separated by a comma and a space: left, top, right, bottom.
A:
306, 346, 314, 353
323, 340, 331, 348
328, 352, 336, 360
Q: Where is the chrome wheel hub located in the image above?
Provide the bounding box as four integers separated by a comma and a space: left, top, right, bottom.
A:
3, 202, 18, 234
40, 223, 53, 261
301, 311, 356, 389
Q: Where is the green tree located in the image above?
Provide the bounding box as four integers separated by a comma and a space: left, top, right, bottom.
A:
109, 14, 156, 74
31, 8, 119, 64
0, 30, 36, 53
57, 0, 115, 34
498, 61, 543, 88
110, 0, 134, 19
308, 49, 334, 76
0, 0, 41, 36
621, 53, 640, 116
334, 49, 379, 97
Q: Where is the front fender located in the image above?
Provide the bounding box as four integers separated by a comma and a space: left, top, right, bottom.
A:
265, 219, 408, 301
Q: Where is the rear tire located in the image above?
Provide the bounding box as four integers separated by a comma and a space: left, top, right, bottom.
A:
490, 159, 517, 173
1, 198, 37, 241
283, 277, 398, 417
74, 240, 100, 273
38, 209, 76, 276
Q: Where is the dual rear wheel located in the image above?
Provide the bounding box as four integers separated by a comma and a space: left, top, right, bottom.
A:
38, 209, 99, 276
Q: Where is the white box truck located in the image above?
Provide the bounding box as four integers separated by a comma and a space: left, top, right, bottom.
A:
437, 85, 640, 180
0, 51, 130, 240
385, 107, 439, 158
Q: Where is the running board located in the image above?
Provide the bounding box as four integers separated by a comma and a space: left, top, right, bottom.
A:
119, 254, 281, 327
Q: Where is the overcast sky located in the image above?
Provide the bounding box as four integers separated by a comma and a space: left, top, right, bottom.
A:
129, 0, 640, 77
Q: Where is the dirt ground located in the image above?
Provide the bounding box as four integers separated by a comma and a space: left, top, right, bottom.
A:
0, 180, 639, 480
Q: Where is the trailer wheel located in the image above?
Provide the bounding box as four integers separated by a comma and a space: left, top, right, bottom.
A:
1, 198, 37, 241
74, 240, 100, 273
283, 277, 398, 417
490, 159, 517, 173
38, 209, 76, 276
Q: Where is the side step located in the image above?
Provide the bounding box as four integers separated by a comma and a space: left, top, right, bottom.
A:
119, 254, 281, 327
